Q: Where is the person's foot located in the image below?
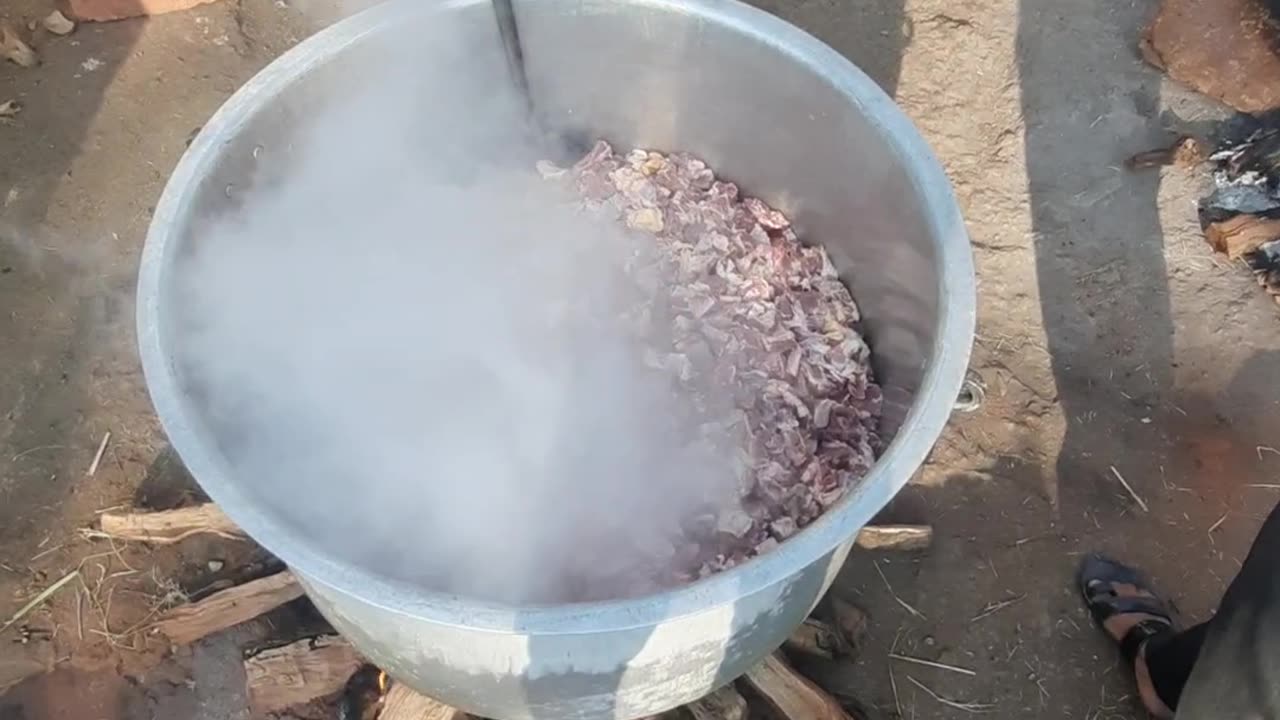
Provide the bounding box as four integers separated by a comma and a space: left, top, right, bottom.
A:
1079, 555, 1176, 719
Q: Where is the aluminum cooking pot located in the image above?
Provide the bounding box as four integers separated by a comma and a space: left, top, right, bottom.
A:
137, 0, 974, 717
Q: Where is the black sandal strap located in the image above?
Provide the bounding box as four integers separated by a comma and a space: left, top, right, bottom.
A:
1119, 618, 1171, 664
1084, 592, 1170, 624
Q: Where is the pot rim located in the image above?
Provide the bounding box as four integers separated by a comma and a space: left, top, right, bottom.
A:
137, 0, 974, 634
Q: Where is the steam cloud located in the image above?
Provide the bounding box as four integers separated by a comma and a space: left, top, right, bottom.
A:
174, 11, 743, 604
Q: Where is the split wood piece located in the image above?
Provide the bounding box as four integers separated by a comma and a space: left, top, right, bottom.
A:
1205, 215, 1280, 260
381, 682, 469, 720
97, 503, 245, 544
854, 525, 932, 551
154, 570, 303, 644
743, 652, 855, 720
779, 655, 868, 720
686, 684, 748, 720
783, 618, 844, 659
245, 635, 363, 715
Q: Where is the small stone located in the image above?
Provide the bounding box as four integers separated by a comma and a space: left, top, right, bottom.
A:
923, 635, 936, 647
0, 100, 21, 118
206, 559, 224, 572
42, 11, 76, 35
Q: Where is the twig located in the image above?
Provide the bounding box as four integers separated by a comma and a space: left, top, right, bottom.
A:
11, 444, 66, 462
1208, 513, 1228, 536
104, 536, 135, 574
889, 653, 977, 676
1245, 484, 1280, 489
906, 676, 993, 713
889, 631, 903, 720
874, 561, 925, 619
971, 594, 1026, 622
75, 586, 84, 641
0, 570, 79, 635
1109, 466, 1148, 513
1078, 259, 1119, 281
1257, 446, 1280, 460
87, 431, 110, 477
29, 543, 65, 562
78, 575, 113, 646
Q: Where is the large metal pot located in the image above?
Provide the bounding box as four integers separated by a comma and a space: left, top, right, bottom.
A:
137, 0, 974, 717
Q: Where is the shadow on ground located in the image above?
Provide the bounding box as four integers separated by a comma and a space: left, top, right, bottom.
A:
0, 3, 143, 560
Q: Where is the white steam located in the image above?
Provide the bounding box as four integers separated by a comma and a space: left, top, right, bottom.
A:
173, 13, 742, 604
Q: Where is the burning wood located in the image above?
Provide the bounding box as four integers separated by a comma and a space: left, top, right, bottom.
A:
245, 635, 363, 715
154, 570, 302, 644
96, 503, 245, 544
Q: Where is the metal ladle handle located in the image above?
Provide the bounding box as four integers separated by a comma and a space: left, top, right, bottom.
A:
492, 0, 534, 117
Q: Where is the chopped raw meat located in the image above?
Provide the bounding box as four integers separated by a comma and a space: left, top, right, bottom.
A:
546, 140, 882, 585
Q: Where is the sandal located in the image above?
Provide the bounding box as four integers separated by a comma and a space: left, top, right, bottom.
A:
1078, 553, 1174, 664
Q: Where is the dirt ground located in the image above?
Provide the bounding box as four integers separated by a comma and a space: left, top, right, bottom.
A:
1, 0, 1279, 718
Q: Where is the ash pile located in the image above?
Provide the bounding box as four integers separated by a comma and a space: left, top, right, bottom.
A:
1198, 113, 1280, 301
